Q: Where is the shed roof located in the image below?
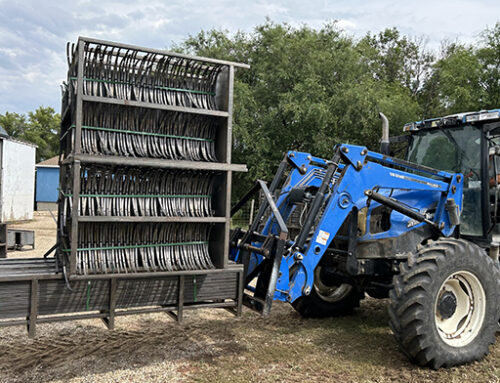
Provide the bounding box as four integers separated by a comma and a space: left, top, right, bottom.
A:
4, 137, 38, 148
36, 156, 59, 168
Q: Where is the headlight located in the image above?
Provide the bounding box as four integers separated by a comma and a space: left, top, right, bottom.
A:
465, 111, 500, 122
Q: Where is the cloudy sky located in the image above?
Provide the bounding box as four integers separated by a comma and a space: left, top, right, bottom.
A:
0, 0, 498, 115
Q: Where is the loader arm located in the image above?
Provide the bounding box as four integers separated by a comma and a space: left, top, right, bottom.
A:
230, 144, 463, 314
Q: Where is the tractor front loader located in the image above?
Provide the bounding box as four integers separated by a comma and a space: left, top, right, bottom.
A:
230, 109, 500, 369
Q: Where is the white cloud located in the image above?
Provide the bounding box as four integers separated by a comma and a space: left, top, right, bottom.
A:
0, 0, 498, 115
337, 19, 356, 31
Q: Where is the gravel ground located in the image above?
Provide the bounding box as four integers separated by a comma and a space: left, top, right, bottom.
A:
0, 214, 498, 382
8, 211, 57, 259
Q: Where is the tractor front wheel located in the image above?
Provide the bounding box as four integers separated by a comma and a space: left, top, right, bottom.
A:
389, 239, 500, 369
292, 265, 363, 318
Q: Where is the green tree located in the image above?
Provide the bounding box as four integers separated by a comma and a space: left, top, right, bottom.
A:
0, 106, 60, 162
420, 23, 500, 117
357, 28, 434, 96
478, 22, 500, 108
425, 43, 484, 115
0, 112, 27, 137
179, 22, 424, 196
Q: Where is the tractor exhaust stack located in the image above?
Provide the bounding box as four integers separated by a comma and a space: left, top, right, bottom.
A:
379, 112, 390, 155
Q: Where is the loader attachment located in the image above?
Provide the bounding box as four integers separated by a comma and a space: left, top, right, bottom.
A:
230, 149, 342, 315
230, 178, 288, 316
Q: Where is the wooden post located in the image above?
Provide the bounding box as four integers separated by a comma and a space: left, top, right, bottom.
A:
177, 275, 185, 322
236, 270, 244, 316
108, 278, 117, 329
28, 279, 38, 338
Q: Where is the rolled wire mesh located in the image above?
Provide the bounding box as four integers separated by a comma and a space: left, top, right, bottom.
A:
72, 166, 216, 217
58, 40, 228, 276
59, 163, 220, 274
71, 223, 214, 275
79, 104, 218, 161
67, 42, 222, 110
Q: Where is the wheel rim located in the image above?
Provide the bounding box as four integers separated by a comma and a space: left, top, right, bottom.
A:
434, 271, 486, 347
313, 266, 352, 303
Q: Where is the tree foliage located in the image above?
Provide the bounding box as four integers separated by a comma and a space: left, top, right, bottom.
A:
422, 22, 500, 116
178, 21, 500, 196
181, 22, 425, 194
0, 107, 60, 162
1, 22, 499, 195
357, 28, 434, 95
478, 23, 500, 108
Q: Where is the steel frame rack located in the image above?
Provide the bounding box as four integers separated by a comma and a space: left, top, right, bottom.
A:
59, 36, 248, 275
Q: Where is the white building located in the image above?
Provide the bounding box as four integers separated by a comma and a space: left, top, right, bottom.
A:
0, 126, 36, 222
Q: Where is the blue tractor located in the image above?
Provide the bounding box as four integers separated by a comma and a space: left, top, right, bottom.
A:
230, 109, 500, 369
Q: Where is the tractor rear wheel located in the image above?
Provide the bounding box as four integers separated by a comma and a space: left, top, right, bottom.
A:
292, 265, 363, 318
389, 238, 500, 369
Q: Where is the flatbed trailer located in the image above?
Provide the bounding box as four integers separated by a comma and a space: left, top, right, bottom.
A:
0, 258, 242, 336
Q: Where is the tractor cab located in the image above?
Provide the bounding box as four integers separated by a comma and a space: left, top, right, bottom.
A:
400, 109, 500, 246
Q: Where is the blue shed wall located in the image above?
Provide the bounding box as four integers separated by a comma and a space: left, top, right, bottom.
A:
36, 167, 59, 202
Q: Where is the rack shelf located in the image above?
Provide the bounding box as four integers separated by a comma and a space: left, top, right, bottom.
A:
82, 95, 230, 118
63, 154, 247, 172
0, 36, 249, 335
80, 36, 250, 69
69, 263, 243, 281
77, 216, 227, 223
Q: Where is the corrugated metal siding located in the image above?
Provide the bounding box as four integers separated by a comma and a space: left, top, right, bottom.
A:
1, 139, 35, 222
35, 167, 59, 203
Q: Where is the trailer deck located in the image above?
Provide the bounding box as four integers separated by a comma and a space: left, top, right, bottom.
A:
0, 258, 243, 336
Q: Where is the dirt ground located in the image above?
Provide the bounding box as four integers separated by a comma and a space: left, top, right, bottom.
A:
0, 214, 498, 382
8, 211, 58, 259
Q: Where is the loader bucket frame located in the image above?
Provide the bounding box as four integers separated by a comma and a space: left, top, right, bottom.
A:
230, 174, 288, 316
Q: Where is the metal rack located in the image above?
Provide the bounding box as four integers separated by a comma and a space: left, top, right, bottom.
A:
58, 36, 249, 277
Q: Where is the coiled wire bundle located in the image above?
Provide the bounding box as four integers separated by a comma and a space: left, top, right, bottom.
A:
67, 42, 223, 110
72, 223, 213, 275
80, 104, 218, 161
76, 166, 216, 217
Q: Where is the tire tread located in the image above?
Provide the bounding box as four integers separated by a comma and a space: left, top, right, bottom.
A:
389, 238, 500, 369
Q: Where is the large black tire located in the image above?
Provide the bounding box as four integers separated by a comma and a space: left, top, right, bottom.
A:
292, 266, 364, 318
389, 239, 500, 369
